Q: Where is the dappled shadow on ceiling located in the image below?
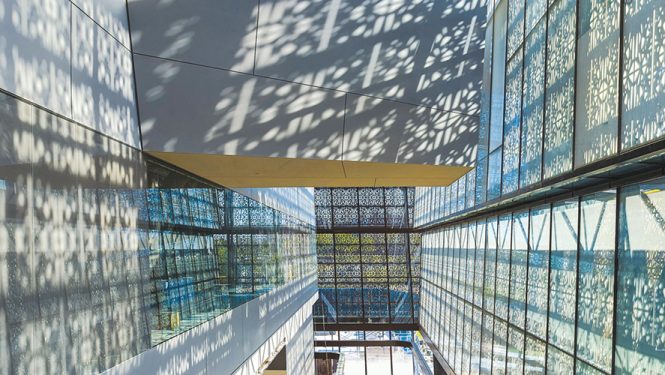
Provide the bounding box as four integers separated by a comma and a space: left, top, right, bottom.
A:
130, 0, 485, 169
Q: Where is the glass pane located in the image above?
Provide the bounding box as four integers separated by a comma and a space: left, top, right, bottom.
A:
470, 306, 483, 374
507, 0, 525, 58
548, 199, 579, 353
525, 336, 546, 374
502, 49, 523, 195
506, 327, 524, 374
488, 148, 503, 201
543, 0, 576, 179
462, 302, 473, 374
492, 319, 508, 375
459, 176, 467, 212
547, 345, 575, 374
576, 360, 606, 374
615, 179, 665, 373
490, 0, 508, 151
478, 18, 494, 162
480, 313, 494, 374
577, 191, 616, 372
621, 0, 665, 149
509, 212, 528, 328
520, 19, 546, 188
526, 205, 551, 340
392, 346, 414, 375
474, 220, 486, 307
525, 0, 546, 34
574, 0, 620, 167
341, 346, 366, 375
495, 214, 512, 320
485, 217, 498, 314
467, 169, 476, 209
476, 157, 488, 205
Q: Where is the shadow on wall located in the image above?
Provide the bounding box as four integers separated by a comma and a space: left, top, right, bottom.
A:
0, 91, 149, 374
0, 90, 319, 375
130, 0, 484, 166
0, 0, 140, 147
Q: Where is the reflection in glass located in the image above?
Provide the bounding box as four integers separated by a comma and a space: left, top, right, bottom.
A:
476, 156, 488, 205
509, 211, 528, 328
520, 20, 546, 188
621, 0, 665, 149
485, 217, 498, 315
507, 0, 525, 58
480, 313, 494, 374
526, 205, 551, 340
492, 319, 508, 375
490, 0, 508, 151
577, 191, 616, 372
544, 0, 576, 179
525, 336, 546, 374
495, 214, 512, 321
488, 148, 503, 201
0, 92, 318, 373
547, 345, 575, 374
548, 199, 578, 353
478, 18, 494, 162
506, 327, 524, 374
575, 0, 619, 167
502, 50, 523, 195
616, 179, 665, 373
313, 188, 420, 325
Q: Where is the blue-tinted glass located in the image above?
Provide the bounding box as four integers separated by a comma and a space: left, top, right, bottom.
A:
478, 19, 494, 161
525, 0, 546, 34
465, 224, 476, 303
575, 0, 620, 167
466, 169, 476, 209
507, 0, 525, 58
615, 179, 665, 373
577, 191, 616, 372
520, 19, 546, 188
544, 0, 576, 179
509, 211, 528, 328
476, 156, 488, 205
490, 0, 508, 151
495, 214, 512, 320
576, 360, 606, 374
458, 175, 467, 212
474, 220, 486, 307
502, 49, 523, 195
621, 0, 665, 149
484, 217, 498, 314
547, 345, 575, 374
488, 148, 503, 201
444, 186, 450, 218
526, 205, 551, 340
548, 199, 578, 353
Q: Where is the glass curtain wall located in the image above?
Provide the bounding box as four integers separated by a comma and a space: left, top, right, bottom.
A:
313, 188, 421, 326
143, 160, 317, 345
420, 179, 665, 374
314, 331, 425, 375
414, 0, 665, 227
0, 91, 317, 373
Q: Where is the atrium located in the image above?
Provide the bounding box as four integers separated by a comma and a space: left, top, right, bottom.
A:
0, 0, 663, 374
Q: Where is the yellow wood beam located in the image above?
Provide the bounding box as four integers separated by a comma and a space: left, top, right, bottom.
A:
148, 152, 471, 187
